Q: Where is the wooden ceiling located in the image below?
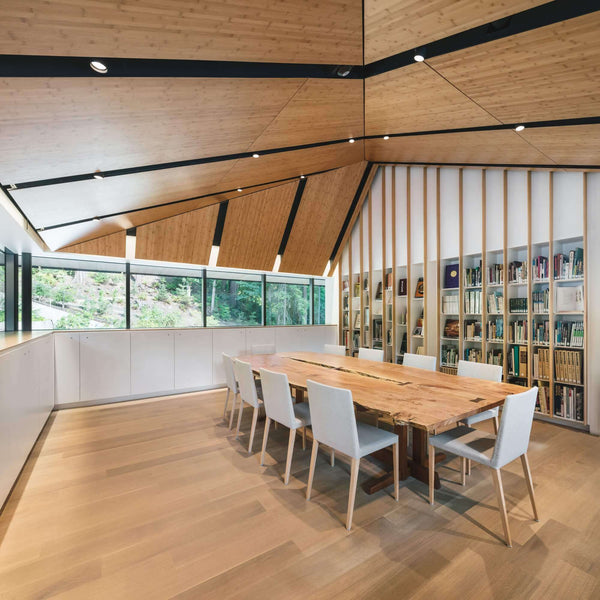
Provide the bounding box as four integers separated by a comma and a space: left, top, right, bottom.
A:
1, 1, 598, 272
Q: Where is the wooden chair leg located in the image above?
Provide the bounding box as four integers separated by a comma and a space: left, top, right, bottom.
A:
235, 400, 244, 439
248, 406, 259, 454
428, 444, 435, 505
493, 415, 499, 435
393, 442, 399, 501
306, 440, 319, 500
461, 457, 466, 486
346, 458, 360, 531
284, 428, 297, 485
302, 426, 306, 450
330, 448, 335, 467
466, 458, 471, 475
491, 468, 512, 547
228, 392, 237, 430
520, 453, 539, 521
223, 388, 230, 418
260, 417, 271, 466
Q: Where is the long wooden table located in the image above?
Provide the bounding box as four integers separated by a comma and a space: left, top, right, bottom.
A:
240, 352, 526, 493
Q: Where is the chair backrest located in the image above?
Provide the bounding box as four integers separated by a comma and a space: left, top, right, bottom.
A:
358, 347, 384, 362
324, 344, 346, 356
259, 368, 295, 428
222, 353, 238, 392
457, 360, 502, 382
402, 353, 437, 371
491, 387, 538, 469
232, 359, 260, 408
251, 344, 276, 355
306, 379, 360, 459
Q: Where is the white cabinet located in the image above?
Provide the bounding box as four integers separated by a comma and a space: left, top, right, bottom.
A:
131, 330, 175, 395
54, 332, 80, 405
174, 329, 213, 389
80, 331, 130, 402
212, 329, 246, 384
245, 328, 276, 353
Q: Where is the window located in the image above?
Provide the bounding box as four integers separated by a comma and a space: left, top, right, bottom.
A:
0, 250, 4, 331
130, 272, 203, 328
31, 259, 126, 329
313, 280, 326, 325
206, 271, 262, 326
266, 276, 311, 325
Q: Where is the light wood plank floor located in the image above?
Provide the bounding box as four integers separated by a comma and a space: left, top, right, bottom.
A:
0, 390, 599, 600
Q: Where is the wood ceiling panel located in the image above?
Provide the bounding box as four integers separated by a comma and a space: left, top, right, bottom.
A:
364, 0, 549, 63
280, 161, 367, 275
520, 125, 600, 166
0, 77, 305, 182
0, 1, 362, 64
135, 203, 220, 265
365, 63, 499, 135
60, 231, 126, 258
429, 12, 600, 123
365, 131, 551, 165
218, 182, 298, 271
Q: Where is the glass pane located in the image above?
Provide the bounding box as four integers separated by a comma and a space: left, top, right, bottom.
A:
130, 274, 203, 328
313, 284, 326, 325
266, 281, 311, 325
32, 267, 126, 329
0, 251, 4, 331
206, 277, 262, 326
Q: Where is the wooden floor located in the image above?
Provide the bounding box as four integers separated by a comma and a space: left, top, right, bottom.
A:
0, 391, 599, 600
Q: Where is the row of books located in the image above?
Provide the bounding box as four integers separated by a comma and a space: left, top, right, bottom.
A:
508, 346, 528, 378
532, 288, 549, 313
554, 248, 583, 280
464, 264, 482, 287
487, 317, 504, 340
555, 320, 584, 347
534, 320, 550, 344
441, 345, 459, 367
442, 295, 459, 314
532, 255, 549, 280
487, 349, 503, 366
508, 260, 528, 283
464, 348, 483, 362
487, 291, 504, 313
488, 264, 503, 285
533, 348, 550, 379
554, 385, 584, 421
509, 297, 528, 313
536, 384, 550, 414
554, 350, 582, 384
508, 319, 528, 343
464, 290, 482, 314
464, 319, 482, 340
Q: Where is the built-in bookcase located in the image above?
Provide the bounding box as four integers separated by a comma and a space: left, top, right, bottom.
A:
337, 166, 588, 431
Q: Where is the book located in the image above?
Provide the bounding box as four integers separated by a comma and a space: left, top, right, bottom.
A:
444, 319, 460, 338
398, 278, 407, 296
444, 264, 459, 288
555, 285, 584, 312
375, 281, 383, 300
414, 278, 424, 298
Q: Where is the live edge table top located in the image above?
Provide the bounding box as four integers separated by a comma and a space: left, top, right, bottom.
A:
239, 352, 526, 433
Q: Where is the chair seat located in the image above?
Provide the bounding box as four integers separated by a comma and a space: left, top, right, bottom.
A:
429, 425, 496, 467
356, 422, 398, 458
291, 402, 311, 429
462, 407, 499, 426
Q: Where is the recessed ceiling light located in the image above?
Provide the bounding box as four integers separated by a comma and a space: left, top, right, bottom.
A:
414, 54, 425, 62
252, 153, 260, 158
300, 175, 305, 179
349, 138, 355, 144
90, 60, 108, 74
92, 216, 100, 222
336, 65, 352, 78
383, 135, 390, 140
237, 188, 243, 192
515, 125, 525, 132
93, 172, 104, 179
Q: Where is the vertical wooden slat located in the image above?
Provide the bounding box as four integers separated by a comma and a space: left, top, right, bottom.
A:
548, 171, 555, 413
436, 168, 441, 369
423, 169, 428, 355
458, 168, 464, 362
502, 170, 509, 382
391, 167, 397, 363
527, 170, 533, 387
406, 168, 412, 357
338, 257, 343, 345
382, 167, 387, 360
482, 169, 487, 365
368, 188, 374, 349
359, 205, 364, 348
583, 172, 588, 425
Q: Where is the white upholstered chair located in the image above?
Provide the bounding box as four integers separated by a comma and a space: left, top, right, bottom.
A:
457, 360, 503, 433
251, 344, 276, 355
402, 353, 437, 371
306, 379, 399, 530
222, 353, 239, 430
232, 359, 264, 453
324, 344, 346, 356
358, 347, 384, 362
259, 368, 311, 484
428, 387, 539, 547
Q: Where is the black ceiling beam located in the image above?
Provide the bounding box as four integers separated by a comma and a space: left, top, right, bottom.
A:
0, 54, 363, 79
278, 178, 307, 256
11, 115, 599, 191
366, 0, 600, 77
212, 201, 229, 246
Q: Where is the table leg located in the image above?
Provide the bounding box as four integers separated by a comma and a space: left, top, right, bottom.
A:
295, 388, 305, 403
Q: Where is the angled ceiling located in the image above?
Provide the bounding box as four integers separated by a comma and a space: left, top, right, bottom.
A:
0, 1, 598, 272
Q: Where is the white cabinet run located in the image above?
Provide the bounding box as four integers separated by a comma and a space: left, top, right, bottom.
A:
131, 330, 174, 395
174, 329, 213, 390
54, 332, 80, 406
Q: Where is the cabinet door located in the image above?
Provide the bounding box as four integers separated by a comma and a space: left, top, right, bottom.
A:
0, 350, 18, 505
245, 328, 276, 353
275, 327, 310, 352
130, 330, 175, 395
80, 331, 131, 402
54, 332, 80, 405
37, 335, 55, 415
174, 329, 213, 389
212, 329, 246, 384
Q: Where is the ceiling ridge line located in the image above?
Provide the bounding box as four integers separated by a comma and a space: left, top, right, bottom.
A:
12, 116, 600, 190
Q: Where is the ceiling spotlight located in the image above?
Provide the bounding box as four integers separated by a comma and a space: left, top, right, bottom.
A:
414, 54, 425, 62
515, 125, 525, 132
237, 187, 243, 192
300, 175, 306, 179
349, 138, 355, 144
383, 135, 390, 140
93, 172, 104, 179
336, 65, 352, 78
252, 153, 260, 158
92, 216, 100, 222
90, 60, 108, 74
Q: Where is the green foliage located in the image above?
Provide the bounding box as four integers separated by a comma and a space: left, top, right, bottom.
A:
266, 282, 310, 325
206, 279, 261, 326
